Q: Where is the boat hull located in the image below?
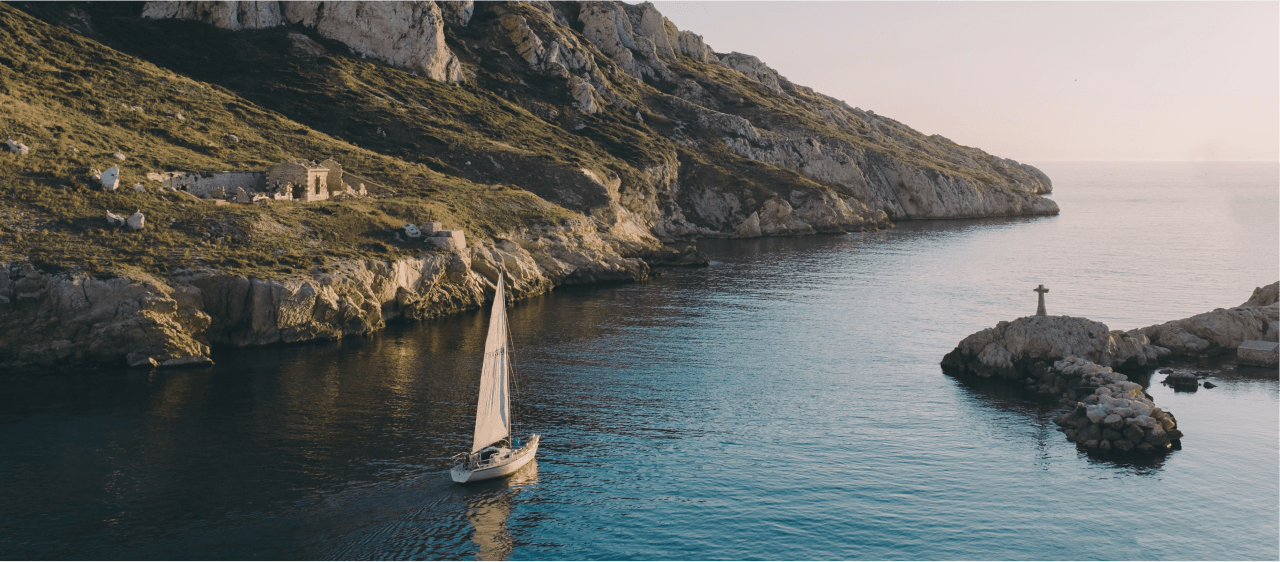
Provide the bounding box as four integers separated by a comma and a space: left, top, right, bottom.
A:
451, 435, 539, 483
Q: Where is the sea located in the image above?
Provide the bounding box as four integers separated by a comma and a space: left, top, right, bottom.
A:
1, 162, 1277, 560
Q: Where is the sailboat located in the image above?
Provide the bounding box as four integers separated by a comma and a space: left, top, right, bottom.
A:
451, 273, 540, 484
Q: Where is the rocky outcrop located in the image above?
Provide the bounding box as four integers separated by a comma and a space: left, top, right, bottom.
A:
0, 264, 213, 370
0, 216, 654, 373
942, 323, 1184, 455
1132, 282, 1279, 356
143, 1, 463, 82
940, 315, 1169, 379
942, 283, 1280, 380
717, 52, 787, 97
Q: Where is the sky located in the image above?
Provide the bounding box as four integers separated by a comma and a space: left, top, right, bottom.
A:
650, 2, 1279, 162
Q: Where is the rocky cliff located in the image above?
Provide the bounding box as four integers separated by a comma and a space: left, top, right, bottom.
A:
0, 213, 666, 371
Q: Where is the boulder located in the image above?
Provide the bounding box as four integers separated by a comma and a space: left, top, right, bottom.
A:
4, 139, 29, 154
1162, 371, 1199, 391
113, 152, 126, 161
403, 224, 422, 238
100, 166, 120, 191
106, 211, 126, 226
132, 183, 146, 192
127, 211, 145, 230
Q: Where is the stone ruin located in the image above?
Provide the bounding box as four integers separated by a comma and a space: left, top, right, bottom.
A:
148, 157, 367, 203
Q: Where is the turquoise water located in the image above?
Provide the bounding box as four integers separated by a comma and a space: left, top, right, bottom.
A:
1, 162, 1276, 559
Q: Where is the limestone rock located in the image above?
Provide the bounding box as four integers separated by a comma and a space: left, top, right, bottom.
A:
1132, 283, 1279, 356
941, 315, 1116, 379
100, 166, 120, 191
677, 30, 717, 63
577, 1, 670, 81
106, 211, 126, 226
142, 1, 282, 30
145, 1, 462, 82
1242, 282, 1279, 308
440, 0, 473, 27
718, 51, 787, 96
295, 1, 462, 83
0, 264, 213, 372
127, 211, 145, 230
569, 75, 603, 114
112, 152, 126, 161
4, 139, 29, 154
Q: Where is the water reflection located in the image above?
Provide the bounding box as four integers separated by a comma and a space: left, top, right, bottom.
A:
466, 462, 538, 561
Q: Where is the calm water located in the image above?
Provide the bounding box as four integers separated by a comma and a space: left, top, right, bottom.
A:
2, 162, 1277, 560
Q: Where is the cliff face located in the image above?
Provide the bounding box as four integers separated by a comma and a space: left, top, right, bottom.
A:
0, 215, 654, 371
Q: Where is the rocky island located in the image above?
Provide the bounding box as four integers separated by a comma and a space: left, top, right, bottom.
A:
2, 1, 1057, 373
941, 282, 1279, 455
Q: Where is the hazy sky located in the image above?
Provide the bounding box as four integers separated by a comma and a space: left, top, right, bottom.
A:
651, 2, 1279, 162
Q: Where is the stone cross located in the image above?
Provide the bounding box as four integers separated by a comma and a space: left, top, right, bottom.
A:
1033, 284, 1049, 316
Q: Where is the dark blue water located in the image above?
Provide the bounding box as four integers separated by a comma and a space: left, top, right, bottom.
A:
2, 162, 1277, 559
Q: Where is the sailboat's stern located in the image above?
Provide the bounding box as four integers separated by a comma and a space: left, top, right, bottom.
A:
450, 435, 540, 484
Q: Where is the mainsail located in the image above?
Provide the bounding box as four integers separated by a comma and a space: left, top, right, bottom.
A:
471, 274, 511, 453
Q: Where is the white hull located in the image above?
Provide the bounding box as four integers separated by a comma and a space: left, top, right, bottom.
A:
451, 435, 540, 483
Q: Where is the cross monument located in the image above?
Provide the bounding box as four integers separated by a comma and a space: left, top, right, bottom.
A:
1033, 284, 1049, 316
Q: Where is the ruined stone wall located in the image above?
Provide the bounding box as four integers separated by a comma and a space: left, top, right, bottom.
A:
162, 172, 265, 198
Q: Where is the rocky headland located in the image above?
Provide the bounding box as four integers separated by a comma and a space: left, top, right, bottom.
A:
2, 1, 1060, 373
941, 282, 1279, 455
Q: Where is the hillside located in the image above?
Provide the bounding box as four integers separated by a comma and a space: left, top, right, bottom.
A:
0, 1, 1058, 373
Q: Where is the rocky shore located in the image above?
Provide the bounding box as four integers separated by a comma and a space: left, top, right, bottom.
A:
941, 282, 1278, 455
0, 220, 709, 373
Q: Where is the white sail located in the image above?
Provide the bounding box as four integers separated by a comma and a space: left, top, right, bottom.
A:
471, 274, 511, 453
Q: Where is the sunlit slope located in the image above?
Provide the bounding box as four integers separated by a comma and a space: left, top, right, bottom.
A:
0, 3, 576, 278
